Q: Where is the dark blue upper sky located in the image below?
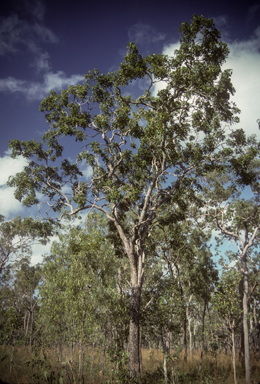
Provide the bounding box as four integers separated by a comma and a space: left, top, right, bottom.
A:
0, 0, 259, 261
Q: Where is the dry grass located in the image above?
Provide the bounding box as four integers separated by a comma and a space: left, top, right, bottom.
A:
0, 345, 260, 383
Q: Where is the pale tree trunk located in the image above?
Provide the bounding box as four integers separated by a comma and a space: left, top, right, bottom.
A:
193, 315, 199, 351
231, 320, 238, 384
183, 310, 187, 363
187, 294, 193, 362
78, 337, 84, 384
242, 256, 251, 384
239, 277, 245, 366
199, 302, 206, 374
161, 331, 170, 384
214, 208, 259, 384
139, 325, 142, 373
110, 209, 146, 378
78, 321, 85, 384
29, 308, 33, 353
253, 298, 260, 359
187, 314, 192, 361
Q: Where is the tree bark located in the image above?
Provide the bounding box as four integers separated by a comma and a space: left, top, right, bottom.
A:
188, 314, 192, 361
183, 309, 187, 363
187, 294, 193, 362
78, 338, 84, 384
128, 285, 141, 378
253, 298, 260, 359
231, 320, 238, 384
199, 302, 206, 374
242, 256, 251, 384
239, 277, 245, 365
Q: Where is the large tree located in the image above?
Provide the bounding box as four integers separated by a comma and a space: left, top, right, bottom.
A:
8, 15, 254, 378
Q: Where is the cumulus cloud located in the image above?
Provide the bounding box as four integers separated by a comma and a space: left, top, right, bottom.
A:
0, 150, 28, 218
153, 25, 260, 138
0, 71, 83, 100
31, 236, 59, 265
0, 1, 85, 100
0, 14, 58, 58
128, 22, 166, 46
223, 27, 260, 137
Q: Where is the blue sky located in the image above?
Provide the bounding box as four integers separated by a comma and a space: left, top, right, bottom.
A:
0, 0, 260, 263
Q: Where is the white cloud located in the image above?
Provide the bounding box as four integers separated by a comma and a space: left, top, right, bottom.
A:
0, 15, 58, 57
0, 71, 83, 100
128, 23, 166, 46
0, 150, 28, 185
0, 187, 24, 218
0, 4, 84, 100
223, 27, 260, 137
82, 165, 93, 180
31, 235, 59, 265
0, 150, 28, 218
153, 26, 260, 138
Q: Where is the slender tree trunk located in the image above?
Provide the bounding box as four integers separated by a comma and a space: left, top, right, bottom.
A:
29, 309, 33, 354
239, 278, 245, 366
188, 314, 192, 362
231, 321, 238, 384
161, 331, 170, 384
253, 298, 260, 359
139, 324, 142, 373
25, 310, 30, 338
128, 285, 141, 378
187, 294, 193, 362
199, 302, 206, 373
193, 309, 199, 351
78, 338, 84, 384
242, 256, 251, 384
183, 309, 187, 363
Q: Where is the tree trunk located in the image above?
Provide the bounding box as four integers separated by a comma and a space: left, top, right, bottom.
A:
29, 309, 33, 354
78, 338, 84, 384
183, 309, 187, 363
161, 331, 170, 384
239, 278, 245, 366
188, 314, 192, 361
187, 294, 193, 362
253, 298, 260, 359
193, 309, 199, 351
199, 302, 206, 374
242, 257, 251, 384
231, 321, 238, 384
128, 285, 141, 378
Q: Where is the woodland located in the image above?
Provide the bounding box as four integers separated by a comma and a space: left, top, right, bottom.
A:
1, 14, 260, 384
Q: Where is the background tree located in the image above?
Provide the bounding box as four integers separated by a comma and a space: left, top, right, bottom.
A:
204, 165, 260, 384
0, 215, 53, 275
212, 268, 241, 384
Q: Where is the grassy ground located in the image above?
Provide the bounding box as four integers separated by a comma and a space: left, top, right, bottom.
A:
0, 345, 260, 383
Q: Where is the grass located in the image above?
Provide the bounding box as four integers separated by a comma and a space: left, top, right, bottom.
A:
0, 345, 260, 383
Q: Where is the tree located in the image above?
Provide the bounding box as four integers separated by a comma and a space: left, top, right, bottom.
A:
205, 168, 260, 383
0, 215, 53, 275
212, 268, 241, 384
39, 212, 129, 382
8, 15, 253, 378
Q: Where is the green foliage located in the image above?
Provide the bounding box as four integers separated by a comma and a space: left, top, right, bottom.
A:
8, 15, 256, 225
39, 211, 129, 348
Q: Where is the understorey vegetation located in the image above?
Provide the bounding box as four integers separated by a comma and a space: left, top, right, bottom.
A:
1, 14, 260, 383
